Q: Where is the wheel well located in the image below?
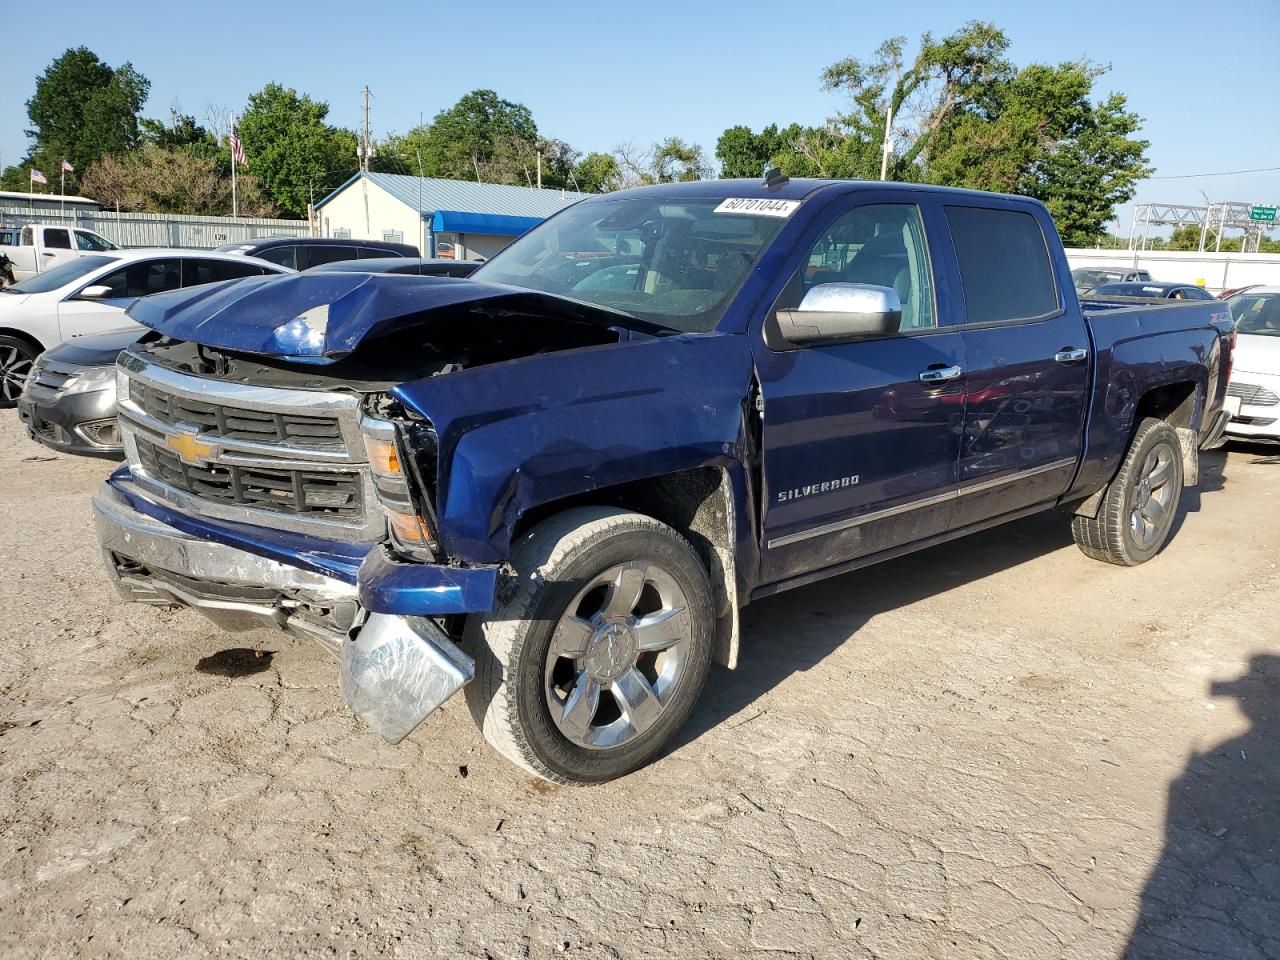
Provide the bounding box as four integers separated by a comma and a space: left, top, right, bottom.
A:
1134, 381, 1198, 431
512, 467, 742, 668
0, 328, 46, 354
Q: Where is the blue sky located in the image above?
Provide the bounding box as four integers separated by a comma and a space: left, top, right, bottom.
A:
2, 0, 1277, 235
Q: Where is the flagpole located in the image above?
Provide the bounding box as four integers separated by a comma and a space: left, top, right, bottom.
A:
60, 164, 65, 220
230, 113, 239, 218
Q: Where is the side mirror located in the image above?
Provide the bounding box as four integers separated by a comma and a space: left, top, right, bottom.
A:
775, 282, 903, 347
78, 284, 114, 300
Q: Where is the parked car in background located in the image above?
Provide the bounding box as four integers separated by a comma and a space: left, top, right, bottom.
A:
15, 257, 461, 458
1071, 266, 1152, 294
1089, 281, 1215, 301
215, 236, 419, 270
0, 249, 288, 406
1219, 283, 1260, 301
1223, 287, 1280, 442
95, 177, 1233, 783
0, 223, 120, 284
305, 256, 481, 278
16, 327, 142, 457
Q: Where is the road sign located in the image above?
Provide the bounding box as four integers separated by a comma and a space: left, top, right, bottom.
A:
1249, 205, 1277, 222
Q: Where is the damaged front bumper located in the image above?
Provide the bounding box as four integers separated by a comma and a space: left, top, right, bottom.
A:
93, 474, 494, 743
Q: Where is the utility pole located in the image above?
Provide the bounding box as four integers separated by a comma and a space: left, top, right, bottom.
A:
536, 150, 542, 190
879, 63, 899, 182
360, 86, 373, 172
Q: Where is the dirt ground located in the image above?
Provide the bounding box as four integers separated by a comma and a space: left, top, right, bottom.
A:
1, 410, 1278, 960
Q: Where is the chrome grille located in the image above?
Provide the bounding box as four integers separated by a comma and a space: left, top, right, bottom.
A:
116, 350, 381, 542
1227, 382, 1280, 407
25, 357, 81, 397
135, 436, 363, 518
129, 379, 345, 450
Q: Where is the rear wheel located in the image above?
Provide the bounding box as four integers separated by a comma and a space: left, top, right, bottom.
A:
1072, 417, 1184, 566
0, 335, 38, 408
464, 507, 714, 784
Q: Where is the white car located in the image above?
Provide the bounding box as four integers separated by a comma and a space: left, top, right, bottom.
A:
1224, 286, 1280, 442
0, 249, 290, 405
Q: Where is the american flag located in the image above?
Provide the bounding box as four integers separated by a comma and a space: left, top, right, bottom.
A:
229, 122, 247, 168
30, 169, 47, 185
61, 159, 74, 173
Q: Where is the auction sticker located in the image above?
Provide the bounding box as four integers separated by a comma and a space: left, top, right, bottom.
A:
714, 197, 801, 218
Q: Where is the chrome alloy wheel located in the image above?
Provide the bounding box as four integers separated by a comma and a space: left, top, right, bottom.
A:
0, 344, 33, 402
1129, 441, 1177, 548
543, 562, 693, 750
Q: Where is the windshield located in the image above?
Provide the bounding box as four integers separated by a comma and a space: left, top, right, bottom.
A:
1228, 292, 1280, 337
1072, 268, 1126, 289
471, 197, 790, 333
6, 255, 117, 294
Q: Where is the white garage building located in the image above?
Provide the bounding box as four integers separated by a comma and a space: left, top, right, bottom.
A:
313, 172, 589, 261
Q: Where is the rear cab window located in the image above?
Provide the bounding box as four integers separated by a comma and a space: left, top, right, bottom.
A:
944, 206, 1059, 325
43, 228, 72, 250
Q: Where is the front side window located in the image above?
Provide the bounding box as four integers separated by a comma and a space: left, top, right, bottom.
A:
945, 206, 1059, 324
1229, 293, 1280, 336
473, 197, 791, 333
75, 230, 115, 251
255, 246, 297, 270
96, 259, 183, 298
44, 228, 72, 250
786, 203, 935, 330
304, 245, 363, 268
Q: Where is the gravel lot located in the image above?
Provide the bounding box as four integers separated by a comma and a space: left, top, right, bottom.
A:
1, 410, 1278, 960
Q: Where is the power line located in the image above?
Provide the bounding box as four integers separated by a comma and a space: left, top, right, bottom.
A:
1148, 165, 1280, 180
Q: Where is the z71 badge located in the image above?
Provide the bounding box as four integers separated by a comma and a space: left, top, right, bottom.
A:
776, 475, 861, 503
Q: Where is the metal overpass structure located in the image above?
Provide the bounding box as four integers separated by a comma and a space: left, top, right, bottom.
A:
1129, 201, 1275, 252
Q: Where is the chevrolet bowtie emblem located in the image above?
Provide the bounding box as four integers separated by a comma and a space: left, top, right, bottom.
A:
166, 431, 215, 463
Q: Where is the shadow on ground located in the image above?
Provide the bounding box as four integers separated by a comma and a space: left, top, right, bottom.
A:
1124, 654, 1280, 959
679, 447, 1230, 748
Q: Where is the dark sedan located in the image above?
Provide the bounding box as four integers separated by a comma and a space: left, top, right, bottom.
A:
17, 327, 140, 458
304, 257, 481, 278
1088, 281, 1216, 301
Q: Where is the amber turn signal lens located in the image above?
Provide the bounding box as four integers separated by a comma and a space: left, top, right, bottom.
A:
364, 436, 401, 477
388, 510, 433, 545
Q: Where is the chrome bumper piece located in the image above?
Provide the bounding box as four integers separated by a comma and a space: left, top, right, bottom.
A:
92, 481, 474, 742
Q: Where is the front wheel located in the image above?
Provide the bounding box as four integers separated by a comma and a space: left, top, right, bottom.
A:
1072, 417, 1185, 566
0, 335, 38, 408
465, 507, 715, 784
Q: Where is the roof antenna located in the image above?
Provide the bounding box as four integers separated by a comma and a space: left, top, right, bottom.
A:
762, 166, 789, 188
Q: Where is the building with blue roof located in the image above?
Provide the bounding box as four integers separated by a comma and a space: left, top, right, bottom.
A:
313, 171, 590, 260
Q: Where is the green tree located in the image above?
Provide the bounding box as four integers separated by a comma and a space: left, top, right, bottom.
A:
927, 62, 1151, 243
80, 143, 273, 216
419, 89, 538, 181
1, 47, 150, 192
237, 83, 358, 217
140, 107, 216, 154
615, 138, 711, 186
572, 152, 622, 193
715, 123, 807, 178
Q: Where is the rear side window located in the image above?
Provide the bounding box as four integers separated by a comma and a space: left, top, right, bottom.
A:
97, 259, 183, 298
359, 245, 403, 259
182, 258, 272, 287
944, 206, 1059, 324
44, 228, 72, 249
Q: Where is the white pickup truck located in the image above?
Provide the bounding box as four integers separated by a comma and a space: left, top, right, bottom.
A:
0, 223, 120, 285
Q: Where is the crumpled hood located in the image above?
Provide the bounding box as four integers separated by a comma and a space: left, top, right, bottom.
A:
124, 272, 635, 361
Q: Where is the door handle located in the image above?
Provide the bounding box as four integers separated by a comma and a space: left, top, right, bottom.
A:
919, 365, 963, 384
42, 252, 55, 257
1054, 348, 1088, 363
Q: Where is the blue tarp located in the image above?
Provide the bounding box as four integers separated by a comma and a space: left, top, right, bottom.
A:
430, 209, 543, 237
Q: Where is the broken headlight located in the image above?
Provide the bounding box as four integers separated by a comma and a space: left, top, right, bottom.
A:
359, 412, 439, 561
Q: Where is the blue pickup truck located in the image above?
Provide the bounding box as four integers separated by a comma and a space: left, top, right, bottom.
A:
92, 176, 1235, 783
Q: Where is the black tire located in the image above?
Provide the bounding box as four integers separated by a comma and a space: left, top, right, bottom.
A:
0, 334, 39, 408
464, 506, 715, 784
1072, 417, 1185, 566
